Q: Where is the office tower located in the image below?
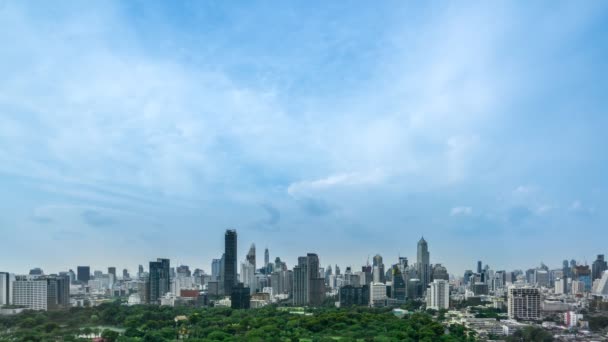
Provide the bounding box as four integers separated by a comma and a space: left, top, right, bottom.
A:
562, 260, 570, 278
431, 264, 449, 281
264, 248, 270, 271
370, 282, 387, 307
307, 253, 325, 305
224, 229, 238, 296
592, 255, 607, 281
426, 279, 449, 310
148, 258, 170, 304
372, 254, 385, 283
123, 269, 130, 279
573, 265, 592, 291
335, 264, 341, 276
463, 270, 473, 286
534, 269, 550, 287
138, 264, 144, 276
572, 280, 585, 295
554, 278, 565, 294
508, 286, 541, 321
407, 278, 422, 299
392, 266, 406, 301
28, 268, 43, 276
339, 285, 370, 307
240, 261, 256, 294
293, 257, 308, 305
211, 258, 221, 281
108, 267, 116, 279
593, 271, 608, 295
477, 261, 482, 274
77, 266, 90, 283
13, 276, 48, 311
417, 237, 430, 289
246, 243, 256, 270
0, 272, 14, 306
230, 283, 251, 309
46, 275, 70, 310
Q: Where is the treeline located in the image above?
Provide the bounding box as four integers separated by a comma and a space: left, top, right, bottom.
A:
0, 302, 477, 341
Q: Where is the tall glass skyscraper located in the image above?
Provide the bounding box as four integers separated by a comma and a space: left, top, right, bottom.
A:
417, 237, 430, 289
148, 258, 170, 304
224, 229, 238, 296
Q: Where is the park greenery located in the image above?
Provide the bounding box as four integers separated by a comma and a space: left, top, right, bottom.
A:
0, 302, 478, 342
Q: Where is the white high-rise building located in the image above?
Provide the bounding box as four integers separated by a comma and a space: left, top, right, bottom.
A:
13, 276, 48, 311
593, 271, 608, 295
370, 282, 387, 307
572, 280, 585, 295
554, 278, 565, 294
426, 279, 450, 310
508, 286, 541, 321
240, 261, 256, 294
0, 272, 14, 306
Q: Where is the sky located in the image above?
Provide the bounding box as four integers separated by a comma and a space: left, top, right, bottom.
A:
1, 1, 608, 276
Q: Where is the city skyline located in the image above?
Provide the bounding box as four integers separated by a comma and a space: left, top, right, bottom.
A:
2, 1, 608, 274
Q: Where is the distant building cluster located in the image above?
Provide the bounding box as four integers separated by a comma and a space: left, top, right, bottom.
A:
2, 231, 608, 339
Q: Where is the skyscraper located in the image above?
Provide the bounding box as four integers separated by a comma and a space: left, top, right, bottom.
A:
372, 254, 385, 283
211, 258, 221, 281
264, 247, 270, 272
592, 255, 607, 281
246, 243, 256, 270
307, 253, 325, 306
293, 257, 308, 305
108, 267, 116, 279
426, 279, 449, 310
77, 266, 90, 283
417, 237, 430, 289
508, 286, 541, 321
148, 258, 170, 304
0, 272, 14, 306
224, 229, 238, 296
477, 261, 482, 274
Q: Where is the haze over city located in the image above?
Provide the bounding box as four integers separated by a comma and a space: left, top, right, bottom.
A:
1, 1, 608, 275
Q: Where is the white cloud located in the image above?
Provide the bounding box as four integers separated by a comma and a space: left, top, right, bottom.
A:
287, 170, 386, 197
450, 206, 473, 216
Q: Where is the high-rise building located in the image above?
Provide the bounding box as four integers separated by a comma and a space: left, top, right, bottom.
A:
29, 268, 44, 276
427, 279, 449, 310
562, 260, 571, 278
108, 267, 116, 279
46, 275, 70, 310
122, 269, 130, 279
224, 229, 238, 296
593, 271, 608, 295
13, 276, 48, 311
230, 282, 251, 309
292, 253, 325, 306
477, 261, 482, 274
264, 248, 270, 271
372, 254, 385, 283
391, 266, 406, 301
246, 243, 256, 271
592, 255, 607, 281
370, 282, 387, 307
339, 285, 370, 307
573, 265, 592, 291
431, 264, 449, 281
0, 272, 14, 306
417, 237, 430, 289
293, 257, 308, 305
240, 262, 256, 294
508, 286, 541, 321
307, 253, 325, 306
77, 266, 90, 284
148, 258, 170, 304
211, 258, 221, 282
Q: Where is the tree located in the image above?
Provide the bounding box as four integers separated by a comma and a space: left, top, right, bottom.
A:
101, 329, 120, 342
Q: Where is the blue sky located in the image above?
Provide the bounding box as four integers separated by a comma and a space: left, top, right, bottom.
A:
1, 1, 607, 276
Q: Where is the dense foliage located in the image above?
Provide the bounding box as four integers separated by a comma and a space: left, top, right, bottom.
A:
0, 302, 476, 341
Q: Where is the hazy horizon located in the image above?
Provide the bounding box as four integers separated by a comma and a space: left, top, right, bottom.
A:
1, 1, 608, 276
